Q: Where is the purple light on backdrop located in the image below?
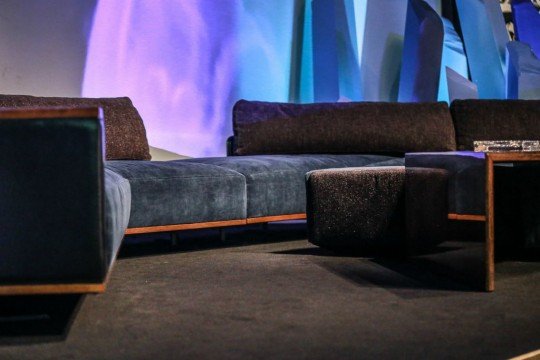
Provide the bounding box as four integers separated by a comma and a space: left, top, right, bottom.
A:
83, 0, 238, 157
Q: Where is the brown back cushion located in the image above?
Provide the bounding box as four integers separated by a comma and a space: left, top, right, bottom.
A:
451, 99, 540, 150
0, 95, 151, 160
232, 100, 456, 155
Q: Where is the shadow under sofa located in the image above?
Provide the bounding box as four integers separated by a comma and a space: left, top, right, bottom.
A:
1, 96, 539, 295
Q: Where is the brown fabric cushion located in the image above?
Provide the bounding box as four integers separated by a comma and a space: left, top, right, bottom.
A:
451, 99, 540, 150
0, 95, 151, 160
232, 100, 456, 155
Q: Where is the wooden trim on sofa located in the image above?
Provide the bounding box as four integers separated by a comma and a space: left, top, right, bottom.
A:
447, 213, 486, 221
0, 232, 120, 296
0, 107, 101, 119
0, 282, 105, 296
125, 214, 308, 235
0, 262, 116, 296
125, 219, 247, 235
246, 213, 307, 224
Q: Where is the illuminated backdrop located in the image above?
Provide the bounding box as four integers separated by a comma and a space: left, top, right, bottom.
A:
2, 1, 537, 157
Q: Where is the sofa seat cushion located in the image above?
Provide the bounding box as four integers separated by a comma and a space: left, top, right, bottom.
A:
182, 155, 404, 218
106, 161, 247, 228
405, 151, 485, 215
103, 169, 131, 268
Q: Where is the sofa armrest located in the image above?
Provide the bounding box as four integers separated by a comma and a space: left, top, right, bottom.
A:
405, 151, 486, 215
0, 107, 120, 295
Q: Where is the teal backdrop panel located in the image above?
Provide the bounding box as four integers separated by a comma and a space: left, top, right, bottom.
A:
312, 0, 340, 102
360, 0, 408, 101
438, 18, 469, 103
398, 0, 444, 102
446, 67, 478, 102
312, 0, 362, 102
456, 0, 509, 99
506, 41, 540, 100
237, 0, 296, 102
511, 0, 540, 58
298, 0, 314, 103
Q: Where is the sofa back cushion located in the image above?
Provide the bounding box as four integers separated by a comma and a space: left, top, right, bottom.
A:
0, 95, 151, 160
232, 100, 456, 155
451, 99, 540, 150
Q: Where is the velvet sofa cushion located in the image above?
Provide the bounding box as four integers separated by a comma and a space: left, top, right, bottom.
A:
0, 95, 151, 160
103, 168, 131, 270
405, 151, 485, 215
105, 160, 247, 228
451, 99, 540, 150
183, 154, 404, 218
232, 100, 456, 155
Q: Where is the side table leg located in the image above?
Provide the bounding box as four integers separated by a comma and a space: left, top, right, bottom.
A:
485, 156, 495, 292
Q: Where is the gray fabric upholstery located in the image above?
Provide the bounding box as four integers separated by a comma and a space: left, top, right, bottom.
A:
183, 155, 404, 218
105, 161, 247, 228
306, 167, 407, 253
103, 169, 131, 268
405, 151, 485, 215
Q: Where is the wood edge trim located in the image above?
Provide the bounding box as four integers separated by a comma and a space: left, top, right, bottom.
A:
125, 219, 247, 234
447, 213, 486, 222
485, 156, 495, 292
126, 214, 308, 234
246, 213, 307, 224
508, 349, 540, 360
487, 152, 540, 162
0, 107, 101, 119
0, 282, 105, 296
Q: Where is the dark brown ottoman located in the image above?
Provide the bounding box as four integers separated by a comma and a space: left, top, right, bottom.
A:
306, 166, 448, 254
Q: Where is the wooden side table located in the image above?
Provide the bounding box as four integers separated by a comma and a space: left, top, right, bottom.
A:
485, 152, 540, 291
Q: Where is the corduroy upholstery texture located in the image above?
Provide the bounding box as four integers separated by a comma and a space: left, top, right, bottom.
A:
451, 99, 540, 150
0, 95, 151, 160
232, 100, 457, 155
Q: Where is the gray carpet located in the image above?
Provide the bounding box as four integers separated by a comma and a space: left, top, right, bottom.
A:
0, 224, 539, 359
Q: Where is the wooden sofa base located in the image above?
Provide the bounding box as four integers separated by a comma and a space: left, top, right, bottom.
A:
125, 213, 307, 235
0, 283, 105, 296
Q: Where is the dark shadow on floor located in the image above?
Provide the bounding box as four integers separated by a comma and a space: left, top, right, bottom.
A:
274, 241, 485, 294
0, 295, 83, 345
120, 222, 308, 259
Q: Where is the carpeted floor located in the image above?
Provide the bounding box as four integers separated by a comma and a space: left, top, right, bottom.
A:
0, 223, 539, 359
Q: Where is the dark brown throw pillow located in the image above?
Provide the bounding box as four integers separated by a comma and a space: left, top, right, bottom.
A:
451, 99, 540, 150
0, 95, 151, 160
232, 100, 456, 155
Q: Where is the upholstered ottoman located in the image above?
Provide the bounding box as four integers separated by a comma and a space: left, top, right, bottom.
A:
306, 166, 448, 254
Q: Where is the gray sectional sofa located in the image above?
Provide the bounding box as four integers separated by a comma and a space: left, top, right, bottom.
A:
0, 96, 538, 295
